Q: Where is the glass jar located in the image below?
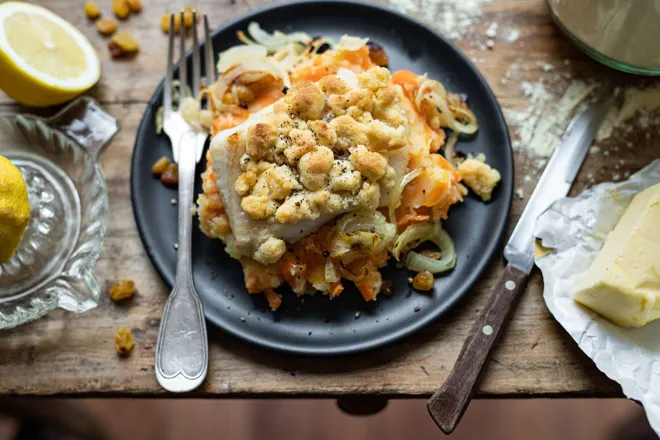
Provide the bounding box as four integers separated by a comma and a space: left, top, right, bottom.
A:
548, 0, 660, 75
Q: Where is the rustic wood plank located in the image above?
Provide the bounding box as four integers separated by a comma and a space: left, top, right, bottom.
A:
3, 0, 657, 397
0, 104, 624, 397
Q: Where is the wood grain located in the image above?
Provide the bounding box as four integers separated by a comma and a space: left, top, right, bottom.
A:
2, 0, 657, 397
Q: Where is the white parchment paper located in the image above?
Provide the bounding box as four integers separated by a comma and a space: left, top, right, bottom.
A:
535, 159, 660, 434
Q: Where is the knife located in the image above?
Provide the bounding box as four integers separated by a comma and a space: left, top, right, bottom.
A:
427, 92, 616, 434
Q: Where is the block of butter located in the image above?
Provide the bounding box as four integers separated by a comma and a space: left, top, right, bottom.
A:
573, 182, 660, 327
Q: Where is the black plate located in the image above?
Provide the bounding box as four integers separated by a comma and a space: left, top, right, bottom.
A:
131, 0, 513, 356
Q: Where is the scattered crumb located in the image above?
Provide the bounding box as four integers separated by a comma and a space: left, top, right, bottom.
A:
485, 22, 498, 38
240, 317, 246, 322
486, 39, 494, 49
515, 188, 524, 199
414, 306, 422, 313
170, 198, 177, 205
354, 312, 361, 319
505, 28, 520, 43
388, 0, 493, 40
173, 243, 179, 250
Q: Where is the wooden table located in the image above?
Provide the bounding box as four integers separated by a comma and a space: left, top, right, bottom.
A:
2, 0, 656, 399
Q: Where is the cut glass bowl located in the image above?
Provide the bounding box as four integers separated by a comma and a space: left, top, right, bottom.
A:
0, 97, 119, 328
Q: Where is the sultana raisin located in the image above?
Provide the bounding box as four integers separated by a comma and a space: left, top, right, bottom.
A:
96, 18, 117, 35
160, 13, 182, 33
112, 0, 130, 19
183, 5, 200, 28
84, 1, 101, 19
108, 32, 139, 57
412, 270, 434, 291
109, 280, 136, 301
367, 40, 389, 67
108, 41, 123, 57
151, 156, 169, 175
161, 163, 179, 185
126, 0, 141, 12
115, 328, 135, 356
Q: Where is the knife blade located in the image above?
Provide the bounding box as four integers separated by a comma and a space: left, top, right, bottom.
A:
427, 92, 615, 434
504, 92, 616, 274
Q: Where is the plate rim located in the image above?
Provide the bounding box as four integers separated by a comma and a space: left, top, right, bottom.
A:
130, 0, 513, 356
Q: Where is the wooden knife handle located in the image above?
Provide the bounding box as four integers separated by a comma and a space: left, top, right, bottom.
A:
427, 264, 529, 434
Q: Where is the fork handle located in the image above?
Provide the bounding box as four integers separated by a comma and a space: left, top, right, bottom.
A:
155, 132, 208, 393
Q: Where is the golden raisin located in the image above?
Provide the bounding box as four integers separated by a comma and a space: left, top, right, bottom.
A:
152, 156, 169, 175
367, 41, 389, 67
161, 163, 179, 185
160, 13, 182, 33
112, 0, 130, 19
419, 250, 442, 260
108, 41, 122, 57
109, 280, 136, 301
183, 5, 200, 28
126, 0, 141, 12
412, 270, 434, 291
108, 32, 139, 57
115, 328, 135, 356
96, 18, 117, 35
84, 1, 101, 19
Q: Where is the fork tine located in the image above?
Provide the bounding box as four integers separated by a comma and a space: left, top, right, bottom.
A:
203, 15, 217, 82
178, 11, 188, 102
191, 11, 201, 98
163, 14, 175, 115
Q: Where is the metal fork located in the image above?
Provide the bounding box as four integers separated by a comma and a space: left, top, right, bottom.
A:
155, 12, 217, 393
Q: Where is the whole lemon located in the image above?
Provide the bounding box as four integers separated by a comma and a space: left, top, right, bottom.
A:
0, 155, 31, 264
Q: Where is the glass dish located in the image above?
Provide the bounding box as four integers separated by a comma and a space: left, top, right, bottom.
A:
0, 97, 119, 328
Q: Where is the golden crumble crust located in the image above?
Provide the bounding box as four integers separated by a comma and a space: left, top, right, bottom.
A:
457, 155, 501, 202
247, 123, 277, 159
349, 145, 388, 181
212, 67, 410, 265
283, 80, 326, 120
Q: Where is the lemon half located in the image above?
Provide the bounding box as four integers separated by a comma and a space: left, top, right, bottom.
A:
0, 2, 101, 107
0, 156, 30, 264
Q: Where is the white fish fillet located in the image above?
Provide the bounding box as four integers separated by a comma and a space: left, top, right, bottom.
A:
209, 106, 335, 258
209, 101, 410, 259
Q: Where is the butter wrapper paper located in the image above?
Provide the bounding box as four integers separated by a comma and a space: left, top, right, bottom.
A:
535, 159, 660, 434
